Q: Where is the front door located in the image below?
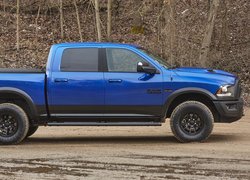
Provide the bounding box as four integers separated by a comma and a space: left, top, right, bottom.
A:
104, 48, 163, 118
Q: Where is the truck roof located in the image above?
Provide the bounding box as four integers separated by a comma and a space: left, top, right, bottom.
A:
53, 42, 141, 49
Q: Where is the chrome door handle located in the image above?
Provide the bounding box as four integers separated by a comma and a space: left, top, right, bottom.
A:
108, 79, 122, 83
54, 78, 68, 82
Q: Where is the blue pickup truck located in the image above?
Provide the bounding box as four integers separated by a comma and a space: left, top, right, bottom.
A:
0, 42, 244, 144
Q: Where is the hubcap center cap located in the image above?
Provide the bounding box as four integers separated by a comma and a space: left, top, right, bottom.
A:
0, 114, 18, 137
181, 112, 203, 134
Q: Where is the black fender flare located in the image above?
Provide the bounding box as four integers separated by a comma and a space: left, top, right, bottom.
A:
163, 87, 217, 117
0, 87, 38, 121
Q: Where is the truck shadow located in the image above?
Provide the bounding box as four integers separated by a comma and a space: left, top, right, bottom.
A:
24, 136, 177, 145
23, 134, 239, 145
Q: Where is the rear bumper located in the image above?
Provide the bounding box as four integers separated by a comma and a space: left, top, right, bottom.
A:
213, 98, 244, 123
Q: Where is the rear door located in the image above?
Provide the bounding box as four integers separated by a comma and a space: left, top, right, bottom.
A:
104, 48, 163, 118
48, 47, 105, 118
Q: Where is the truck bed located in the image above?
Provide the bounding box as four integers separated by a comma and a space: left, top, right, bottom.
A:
0, 68, 44, 73
0, 71, 46, 116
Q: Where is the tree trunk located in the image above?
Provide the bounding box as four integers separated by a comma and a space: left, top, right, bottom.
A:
35, 3, 41, 45
59, 0, 64, 39
131, 1, 143, 34
218, 0, 229, 54
3, 0, 6, 13
107, 0, 112, 40
16, 0, 20, 51
168, 0, 176, 66
199, 0, 220, 67
94, 0, 102, 42
74, 0, 83, 41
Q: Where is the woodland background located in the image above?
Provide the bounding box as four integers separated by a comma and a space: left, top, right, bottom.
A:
0, 0, 249, 104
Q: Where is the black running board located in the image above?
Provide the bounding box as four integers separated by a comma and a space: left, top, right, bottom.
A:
47, 122, 162, 126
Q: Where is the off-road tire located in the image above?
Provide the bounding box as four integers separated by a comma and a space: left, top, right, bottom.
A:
170, 101, 214, 143
0, 103, 29, 145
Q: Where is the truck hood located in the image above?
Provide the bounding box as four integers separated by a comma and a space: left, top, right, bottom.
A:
173, 67, 235, 77
171, 67, 236, 85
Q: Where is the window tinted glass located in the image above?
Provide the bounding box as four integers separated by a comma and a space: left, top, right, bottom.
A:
106, 48, 147, 72
61, 48, 98, 72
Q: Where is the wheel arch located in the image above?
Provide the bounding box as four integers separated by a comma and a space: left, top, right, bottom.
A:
164, 88, 219, 120
0, 87, 38, 124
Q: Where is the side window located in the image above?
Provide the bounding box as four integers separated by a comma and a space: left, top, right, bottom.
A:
61, 48, 99, 72
106, 48, 148, 72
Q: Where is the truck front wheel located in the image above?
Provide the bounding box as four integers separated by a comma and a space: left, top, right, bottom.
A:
170, 101, 214, 142
0, 103, 29, 145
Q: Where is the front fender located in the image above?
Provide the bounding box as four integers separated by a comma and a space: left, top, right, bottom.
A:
163, 87, 217, 117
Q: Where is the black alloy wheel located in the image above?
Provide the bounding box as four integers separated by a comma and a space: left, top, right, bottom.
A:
180, 112, 204, 135
0, 113, 19, 137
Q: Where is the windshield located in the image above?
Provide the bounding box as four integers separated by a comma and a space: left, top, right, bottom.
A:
138, 48, 171, 69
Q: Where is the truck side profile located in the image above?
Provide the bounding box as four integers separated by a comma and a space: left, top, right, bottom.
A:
0, 43, 244, 144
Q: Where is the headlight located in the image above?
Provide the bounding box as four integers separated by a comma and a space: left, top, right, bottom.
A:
216, 85, 235, 97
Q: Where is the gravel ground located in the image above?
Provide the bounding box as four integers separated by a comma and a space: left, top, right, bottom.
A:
0, 108, 249, 180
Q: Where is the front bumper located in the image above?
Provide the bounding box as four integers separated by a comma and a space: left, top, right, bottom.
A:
213, 98, 244, 123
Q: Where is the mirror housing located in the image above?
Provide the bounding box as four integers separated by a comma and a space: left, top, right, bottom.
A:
137, 62, 157, 74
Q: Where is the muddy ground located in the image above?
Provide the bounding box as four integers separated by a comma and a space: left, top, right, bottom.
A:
0, 108, 249, 180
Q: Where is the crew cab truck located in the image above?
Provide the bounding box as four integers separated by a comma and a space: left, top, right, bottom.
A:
0, 43, 244, 145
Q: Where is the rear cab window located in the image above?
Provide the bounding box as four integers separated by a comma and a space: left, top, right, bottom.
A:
60, 48, 99, 72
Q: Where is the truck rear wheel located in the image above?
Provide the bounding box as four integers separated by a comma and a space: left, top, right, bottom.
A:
0, 103, 29, 145
170, 101, 214, 142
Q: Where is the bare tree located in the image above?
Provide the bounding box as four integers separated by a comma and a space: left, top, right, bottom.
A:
74, 0, 83, 41
131, 1, 144, 34
107, 0, 112, 40
218, 0, 229, 54
59, 0, 64, 39
35, 2, 41, 44
94, 0, 102, 41
3, 0, 6, 13
16, 0, 20, 51
199, 0, 220, 67
166, 0, 176, 66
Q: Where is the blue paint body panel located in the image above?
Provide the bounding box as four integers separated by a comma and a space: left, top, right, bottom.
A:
0, 42, 239, 122
0, 73, 45, 104
104, 72, 164, 105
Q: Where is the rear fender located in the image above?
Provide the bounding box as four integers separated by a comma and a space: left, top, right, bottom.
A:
0, 87, 38, 122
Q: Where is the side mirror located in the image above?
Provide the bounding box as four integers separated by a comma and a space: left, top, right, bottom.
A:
137, 62, 157, 74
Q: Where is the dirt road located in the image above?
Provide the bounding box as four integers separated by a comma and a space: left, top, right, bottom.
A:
0, 109, 249, 180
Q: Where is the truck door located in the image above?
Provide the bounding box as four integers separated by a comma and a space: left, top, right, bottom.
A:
47, 47, 105, 118
104, 48, 163, 118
